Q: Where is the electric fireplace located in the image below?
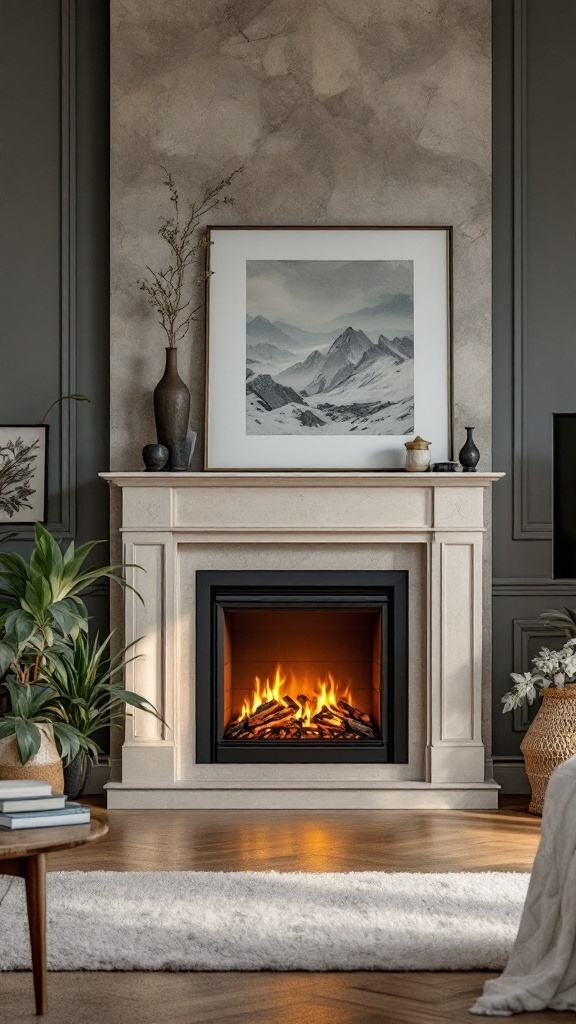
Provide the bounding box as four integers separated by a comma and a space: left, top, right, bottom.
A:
196, 571, 408, 764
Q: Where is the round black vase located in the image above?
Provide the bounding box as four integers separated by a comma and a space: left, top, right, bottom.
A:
458, 426, 480, 472
142, 443, 169, 471
153, 347, 191, 471
63, 753, 91, 800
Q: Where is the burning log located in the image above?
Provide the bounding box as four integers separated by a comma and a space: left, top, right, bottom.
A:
224, 686, 380, 742
247, 700, 283, 725
346, 718, 376, 739
336, 699, 376, 727
256, 707, 295, 727
224, 720, 250, 739
336, 699, 364, 721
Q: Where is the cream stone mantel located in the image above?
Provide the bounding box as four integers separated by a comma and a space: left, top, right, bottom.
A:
101, 472, 503, 809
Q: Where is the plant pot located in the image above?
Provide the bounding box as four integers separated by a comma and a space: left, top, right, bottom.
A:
153, 347, 191, 471
63, 752, 92, 800
520, 685, 576, 815
0, 722, 64, 795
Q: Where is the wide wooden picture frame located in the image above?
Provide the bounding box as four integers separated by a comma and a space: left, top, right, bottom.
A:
0, 424, 48, 524
205, 226, 453, 471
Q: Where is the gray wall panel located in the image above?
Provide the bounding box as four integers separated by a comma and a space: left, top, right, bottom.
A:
0, 0, 109, 554
493, 0, 576, 785
0, 0, 110, 731
0, 1, 64, 527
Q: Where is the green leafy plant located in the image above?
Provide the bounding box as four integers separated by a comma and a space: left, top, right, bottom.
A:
47, 632, 165, 759
540, 607, 576, 637
502, 638, 576, 712
0, 524, 160, 767
0, 679, 87, 764
0, 522, 139, 683
138, 166, 243, 348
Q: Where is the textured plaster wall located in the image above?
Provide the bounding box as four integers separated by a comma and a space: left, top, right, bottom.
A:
110, 0, 493, 767
110, 0, 491, 470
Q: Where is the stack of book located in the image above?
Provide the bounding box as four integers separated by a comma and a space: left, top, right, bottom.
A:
0, 780, 91, 830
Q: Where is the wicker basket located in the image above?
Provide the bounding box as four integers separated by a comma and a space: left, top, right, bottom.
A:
520, 684, 576, 815
0, 722, 64, 795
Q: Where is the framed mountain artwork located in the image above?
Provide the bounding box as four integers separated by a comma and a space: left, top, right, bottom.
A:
0, 425, 48, 523
205, 227, 453, 470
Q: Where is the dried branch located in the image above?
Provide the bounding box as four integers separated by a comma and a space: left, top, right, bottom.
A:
138, 166, 244, 348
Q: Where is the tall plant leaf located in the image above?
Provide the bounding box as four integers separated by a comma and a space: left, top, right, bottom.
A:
0, 523, 142, 682
13, 719, 41, 765
0, 640, 17, 675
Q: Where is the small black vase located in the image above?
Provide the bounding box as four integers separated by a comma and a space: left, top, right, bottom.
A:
153, 347, 191, 471
142, 443, 169, 471
458, 426, 480, 472
63, 753, 91, 800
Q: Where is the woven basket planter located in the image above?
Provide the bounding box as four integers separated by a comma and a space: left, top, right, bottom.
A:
520, 685, 576, 815
0, 722, 64, 795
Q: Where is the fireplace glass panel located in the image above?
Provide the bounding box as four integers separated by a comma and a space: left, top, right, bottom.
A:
222, 608, 382, 742
195, 570, 408, 765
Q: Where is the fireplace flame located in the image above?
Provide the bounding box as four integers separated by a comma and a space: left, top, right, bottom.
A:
239, 664, 352, 729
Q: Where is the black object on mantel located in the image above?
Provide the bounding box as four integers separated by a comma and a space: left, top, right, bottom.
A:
553, 413, 576, 579
142, 443, 169, 471
153, 347, 191, 471
458, 426, 480, 472
432, 462, 458, 472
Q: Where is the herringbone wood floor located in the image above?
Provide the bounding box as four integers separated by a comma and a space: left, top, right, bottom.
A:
2, 799, 570, 1024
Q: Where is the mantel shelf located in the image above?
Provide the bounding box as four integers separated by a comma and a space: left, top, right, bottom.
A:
101, 471, 504, 489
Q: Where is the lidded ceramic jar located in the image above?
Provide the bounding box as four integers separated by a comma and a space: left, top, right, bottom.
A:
404, 436, 432, 472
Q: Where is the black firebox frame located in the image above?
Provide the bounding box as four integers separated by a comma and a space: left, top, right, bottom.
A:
195, 570, 408, 765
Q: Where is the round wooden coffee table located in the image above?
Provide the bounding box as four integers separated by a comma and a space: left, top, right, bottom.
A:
0, 808, 108, 1015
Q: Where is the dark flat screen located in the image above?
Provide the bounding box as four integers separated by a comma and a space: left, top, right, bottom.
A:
553, 414, 576, 579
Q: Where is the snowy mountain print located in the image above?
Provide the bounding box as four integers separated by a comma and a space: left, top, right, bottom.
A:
245, 260, 414, 436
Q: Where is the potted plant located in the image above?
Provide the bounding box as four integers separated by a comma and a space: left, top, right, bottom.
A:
47, 632, 164, 798
138, 166, 242, 471
0, 523, 148, 792
0, 681, 87, 795
502, 636, 576, 814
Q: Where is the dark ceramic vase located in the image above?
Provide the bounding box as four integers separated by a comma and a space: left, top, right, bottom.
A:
63, 753, 91, 800
458, 426, 480, 472
142, 443, 169, 471
153, 347, 191, 471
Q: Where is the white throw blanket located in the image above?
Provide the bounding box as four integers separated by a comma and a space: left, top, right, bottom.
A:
471, 753, 576, 1016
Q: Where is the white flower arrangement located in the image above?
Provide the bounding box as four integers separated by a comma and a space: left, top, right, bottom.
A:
502, 638, 576, 712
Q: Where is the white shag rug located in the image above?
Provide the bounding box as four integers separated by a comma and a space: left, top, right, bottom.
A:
0, 870, 529, 972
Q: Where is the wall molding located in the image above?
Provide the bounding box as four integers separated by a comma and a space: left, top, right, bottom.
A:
10, 0, 78, 542
50, 0, 78, 540
493, 578, 576, 596
512, 0, 551, 540
39, 0, 78, 539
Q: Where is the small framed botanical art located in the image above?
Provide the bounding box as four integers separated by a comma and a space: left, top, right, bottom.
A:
0, 425, 48, 523
205, 227, 453, 470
